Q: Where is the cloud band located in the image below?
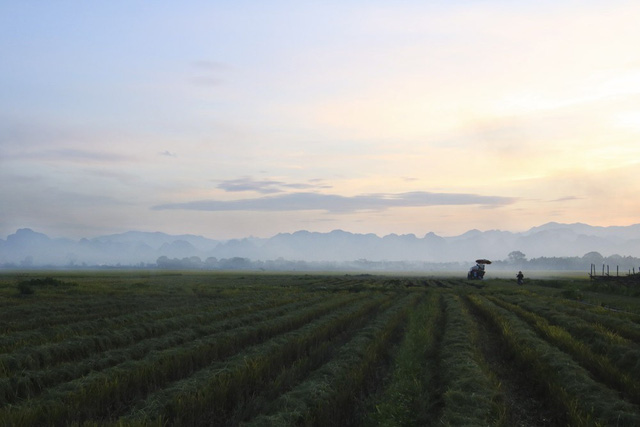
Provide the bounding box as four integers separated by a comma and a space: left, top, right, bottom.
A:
152, 191, 516, 213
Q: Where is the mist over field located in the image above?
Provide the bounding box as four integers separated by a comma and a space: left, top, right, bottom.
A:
2, 222, 640, 270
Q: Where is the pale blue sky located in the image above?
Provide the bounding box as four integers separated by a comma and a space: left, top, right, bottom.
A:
2, 1, 640, 239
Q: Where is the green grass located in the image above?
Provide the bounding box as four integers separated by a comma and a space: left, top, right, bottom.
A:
0, 270, 639, 425
366, 292, 442, 426
467, 294, 640, 426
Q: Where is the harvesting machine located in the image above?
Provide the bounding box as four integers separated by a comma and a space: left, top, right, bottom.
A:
468, 259, 491, 280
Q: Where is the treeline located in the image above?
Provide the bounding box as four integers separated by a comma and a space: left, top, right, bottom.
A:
155, 256, 463, 272
492, 251, 640, 273
155, 252, 640, 273
5, 252, 638, 273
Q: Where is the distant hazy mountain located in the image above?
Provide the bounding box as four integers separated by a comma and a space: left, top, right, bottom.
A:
524, 222, 640, 240
1, 222, 639, 267
91, 231, 220, 252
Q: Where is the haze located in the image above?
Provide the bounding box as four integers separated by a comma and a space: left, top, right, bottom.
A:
2, 1, 640, 241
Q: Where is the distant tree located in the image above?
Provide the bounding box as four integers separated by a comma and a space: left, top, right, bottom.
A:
507, 251, 527, 263
157, 256, 183, 269
204, 257, 218, 269
607, 254, 624, 263
219, 257, 253, 270
582, 251, 604, 265
182, 256, 202, 269
156, 256, 170, 269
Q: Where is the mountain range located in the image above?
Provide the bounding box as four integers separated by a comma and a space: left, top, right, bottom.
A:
2, 222, 640, 268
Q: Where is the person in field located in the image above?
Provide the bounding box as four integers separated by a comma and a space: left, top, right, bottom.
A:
517, 271, 524, 285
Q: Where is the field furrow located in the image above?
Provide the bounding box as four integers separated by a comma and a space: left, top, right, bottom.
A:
437, 293, 504, 425
528, 292, 640, 343
463, 293, 558, 426
0, 294, 326, 406
468, 294, 640, 426
120, 293, 390, 425
0, 294, 358, 424
2, 271, 640, 426
488, 295, 640, 405
0, 293, 302, 375
366, 291, 443, 426
244, 293, 419, 426
494, 294, 640, 380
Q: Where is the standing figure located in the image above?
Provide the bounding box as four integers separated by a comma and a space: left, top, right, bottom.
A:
516, 271, 524, 285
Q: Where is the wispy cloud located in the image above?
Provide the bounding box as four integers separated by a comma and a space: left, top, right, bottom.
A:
159, 150, 177, 157
153, 191, 516, 213
550, 196, 582, 202
189, 76, 222, 87
16, 148, 132, 163
189, 60, 229, 87
0, 122, 136, 163
216, 177, 331, 194
86, 169, 140, 184
192, 60, 229, 71
217, 177, 283, 193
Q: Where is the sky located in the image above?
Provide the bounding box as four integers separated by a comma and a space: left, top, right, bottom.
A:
2, 1, 640, 240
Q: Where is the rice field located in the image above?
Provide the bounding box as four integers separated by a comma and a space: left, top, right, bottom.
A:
1, 271, 639, 426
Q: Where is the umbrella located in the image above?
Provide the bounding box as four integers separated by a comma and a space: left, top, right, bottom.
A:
475, 259, 492, 264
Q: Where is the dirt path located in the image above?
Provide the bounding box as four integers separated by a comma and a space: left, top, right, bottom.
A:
464, 297, 562, 427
